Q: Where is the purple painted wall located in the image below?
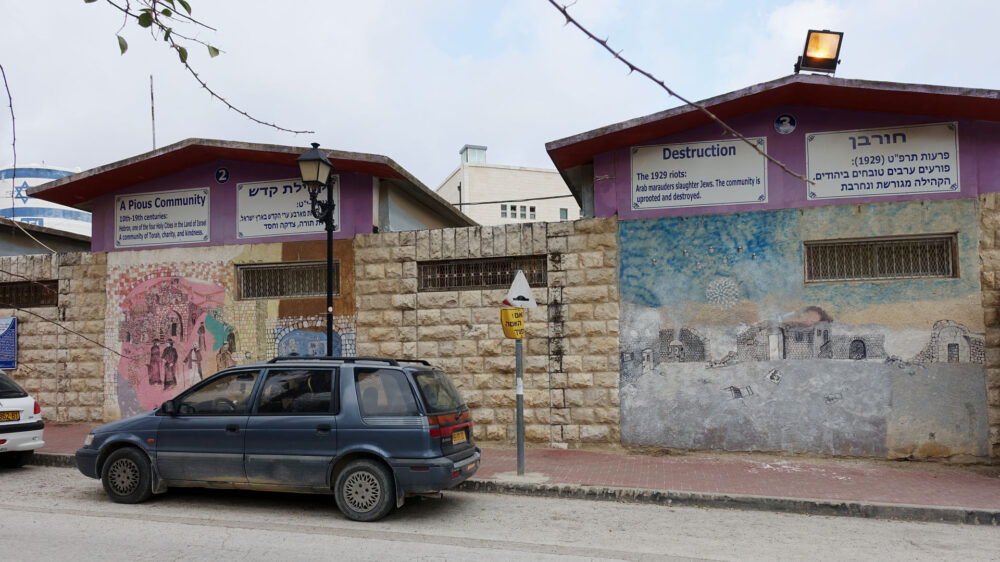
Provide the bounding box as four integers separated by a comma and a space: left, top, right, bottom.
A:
91, 160, 374, 252
594, 106, 1000, 220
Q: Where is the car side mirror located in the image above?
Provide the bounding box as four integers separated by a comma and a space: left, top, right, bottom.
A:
160, 400, 177, 416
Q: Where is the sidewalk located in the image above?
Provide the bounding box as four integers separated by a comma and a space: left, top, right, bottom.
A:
34, 423, 1000, 525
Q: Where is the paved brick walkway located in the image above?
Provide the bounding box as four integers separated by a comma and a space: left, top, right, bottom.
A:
41, 424, 1000, 512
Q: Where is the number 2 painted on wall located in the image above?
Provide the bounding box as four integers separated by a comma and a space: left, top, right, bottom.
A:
216, 167, 230, 184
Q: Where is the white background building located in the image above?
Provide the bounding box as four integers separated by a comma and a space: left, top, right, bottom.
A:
436, 145, 580, 226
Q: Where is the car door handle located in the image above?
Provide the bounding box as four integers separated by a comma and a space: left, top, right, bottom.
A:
316, 424, 331, 433
226, 424, 240, 433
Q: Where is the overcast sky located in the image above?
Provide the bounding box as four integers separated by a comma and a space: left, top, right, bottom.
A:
1, 0, 997, 188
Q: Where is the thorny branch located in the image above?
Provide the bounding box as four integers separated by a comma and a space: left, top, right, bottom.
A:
547, 0, 813, 185
102, 0, 313, 135
0, 63, 57, 253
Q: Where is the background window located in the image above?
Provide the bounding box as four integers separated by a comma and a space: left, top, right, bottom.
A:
0, 280, 58, 308
418, 255, 548, 291
257, 369, 334, 414
529, 206, 536, 220
356, 368, 419, 416
804, 234, 957, 283
238, 261, 338, 299
500, 204, 507, 218
519, 205, 526, 219
559, 208, 568, 220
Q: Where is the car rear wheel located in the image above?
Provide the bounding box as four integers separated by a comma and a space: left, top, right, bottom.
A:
334, 459, 395, 522
101, 448, 153, 504
0, 451, 33, 468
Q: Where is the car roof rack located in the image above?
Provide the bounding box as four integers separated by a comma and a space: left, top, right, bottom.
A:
397, 359, 432, 366
267, 356, 402, 366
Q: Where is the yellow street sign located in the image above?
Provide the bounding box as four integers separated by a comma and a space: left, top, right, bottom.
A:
500, 308, 525, 339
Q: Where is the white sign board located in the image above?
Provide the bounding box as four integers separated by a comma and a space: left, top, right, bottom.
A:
115, 188, 210, 248
502, 270, 537, 309
806, 122, 960, 200
631, 138, 768, 210
237, 177, 340, 239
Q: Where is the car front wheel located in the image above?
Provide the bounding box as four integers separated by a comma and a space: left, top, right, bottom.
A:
334, 459, 395, 522
101, 447, 153, 504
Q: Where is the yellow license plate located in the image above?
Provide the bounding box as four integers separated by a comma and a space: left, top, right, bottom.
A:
0, 411, 20, 422
452, 430, 466, 444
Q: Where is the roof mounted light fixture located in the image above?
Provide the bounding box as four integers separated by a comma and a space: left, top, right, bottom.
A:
794, 30, 843, 74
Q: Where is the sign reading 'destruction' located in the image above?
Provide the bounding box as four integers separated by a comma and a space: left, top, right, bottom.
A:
806, 122, 960, 200
631, 138, 768, 210
237, 177, 340, 239
0, 318, 16, 369
115, 189, 210, 248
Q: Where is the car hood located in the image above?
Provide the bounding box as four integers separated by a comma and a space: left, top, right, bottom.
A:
92, 410, 159, 434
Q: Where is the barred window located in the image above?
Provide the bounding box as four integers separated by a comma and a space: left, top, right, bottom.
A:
418, 255, 547, 292
238, 262, 338, 299
0, 280, 58, 308
804, 234, 957, 283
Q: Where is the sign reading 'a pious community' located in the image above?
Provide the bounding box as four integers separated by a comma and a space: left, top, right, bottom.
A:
115, 188, 210, 248
630, 137, 768, 210
237, 177, 340, 239
806, 122, 960, 200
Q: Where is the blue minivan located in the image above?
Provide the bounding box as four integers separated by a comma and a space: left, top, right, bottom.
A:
76, 357, 480, 521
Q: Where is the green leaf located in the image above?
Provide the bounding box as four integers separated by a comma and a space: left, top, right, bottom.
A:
163, 28, 172, 42
177, 0, 191, 14
84, 0, 98, 3
177, 46, 188, 63
117, 35, 128, 54
207, 45, 219, 58
161, 8, 172, 17
137, 12, 153, 27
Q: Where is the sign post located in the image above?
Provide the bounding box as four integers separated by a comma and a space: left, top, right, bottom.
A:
501, 271, 536, 476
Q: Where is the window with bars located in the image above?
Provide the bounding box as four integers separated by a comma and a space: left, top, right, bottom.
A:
0, 280, 58, 308
418, 255, 547, 292
803, 234, 957, 283
238, 262, 338, 299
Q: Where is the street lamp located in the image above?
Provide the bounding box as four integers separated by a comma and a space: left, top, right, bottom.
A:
297, 143, 337, 357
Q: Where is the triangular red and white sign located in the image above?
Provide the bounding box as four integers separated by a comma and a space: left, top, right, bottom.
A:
502, 270, 537, 308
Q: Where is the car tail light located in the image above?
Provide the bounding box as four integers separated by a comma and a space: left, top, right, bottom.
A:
0, 440, 5, 445
427, 410, 471, 438
33, 401, 40, 415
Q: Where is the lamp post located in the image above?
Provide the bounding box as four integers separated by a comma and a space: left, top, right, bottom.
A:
297, 143, 337, 357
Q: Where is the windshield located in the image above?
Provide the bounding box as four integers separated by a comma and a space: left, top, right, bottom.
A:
0, 371, 28, 399
412, 369, 465, 414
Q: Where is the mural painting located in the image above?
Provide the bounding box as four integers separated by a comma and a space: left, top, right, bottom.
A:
116, 276, 230, 411
618, 199, 990, 459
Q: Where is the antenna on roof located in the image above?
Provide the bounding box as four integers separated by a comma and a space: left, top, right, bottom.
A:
150, 75, 157, 150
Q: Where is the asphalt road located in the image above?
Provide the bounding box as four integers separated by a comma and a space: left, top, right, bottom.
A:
2, 466, 998, 561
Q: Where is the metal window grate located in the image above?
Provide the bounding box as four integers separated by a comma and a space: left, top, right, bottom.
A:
238, 262, 338, 299
804, 234, 957, 283
418, 255, 547, 292
0, 280, 58, 308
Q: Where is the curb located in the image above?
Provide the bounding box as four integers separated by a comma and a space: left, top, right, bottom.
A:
31, 453, 999, 525
457, 479, 1000, 526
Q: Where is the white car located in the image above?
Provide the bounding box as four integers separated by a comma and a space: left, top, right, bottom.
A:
0, 370, 44, 468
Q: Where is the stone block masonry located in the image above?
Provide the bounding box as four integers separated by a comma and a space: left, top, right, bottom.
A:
979, 194, 1000, 459
355, 219, 621, 447
0, 252, 107, 422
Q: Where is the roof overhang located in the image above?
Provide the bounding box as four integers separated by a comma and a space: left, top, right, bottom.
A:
545, 74, 1000, 197
0, 216, 90, 243
28, 138, 476, 226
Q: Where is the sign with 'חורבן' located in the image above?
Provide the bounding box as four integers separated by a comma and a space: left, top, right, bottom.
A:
0, 318, 15, 369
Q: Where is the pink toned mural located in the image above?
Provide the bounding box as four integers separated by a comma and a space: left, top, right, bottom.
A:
117, 276, 226, 410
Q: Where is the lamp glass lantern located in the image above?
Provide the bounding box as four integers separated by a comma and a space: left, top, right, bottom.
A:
296, 142, 333, 194
795, 30, 843, 74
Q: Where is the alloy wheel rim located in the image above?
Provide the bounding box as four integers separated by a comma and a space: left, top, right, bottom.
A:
108, 458, 139, 495
343, 471, 380, 512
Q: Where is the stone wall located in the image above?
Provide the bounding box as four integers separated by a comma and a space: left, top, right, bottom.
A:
0, 252, 107, 422
979, 193, 1000, 459
354, 219, 621, 447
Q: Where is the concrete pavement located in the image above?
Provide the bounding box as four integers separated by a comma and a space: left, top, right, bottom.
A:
32, 423, 1000, 525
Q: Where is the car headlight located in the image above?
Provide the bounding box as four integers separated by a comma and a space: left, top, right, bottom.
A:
83, 433, 94, 447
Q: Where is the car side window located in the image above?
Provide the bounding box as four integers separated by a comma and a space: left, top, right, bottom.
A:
177, 370, 260, 415
256, 368, 335, 415
355, 368, 419, 417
